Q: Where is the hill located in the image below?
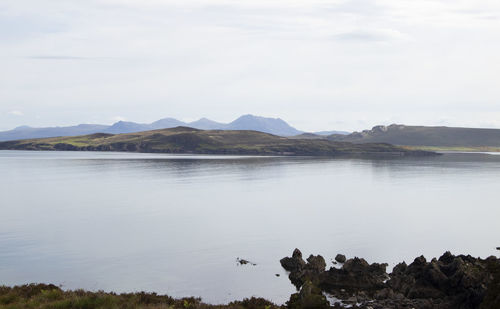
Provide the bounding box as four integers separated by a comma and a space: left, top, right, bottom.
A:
328, 124, 500, 150
0, 115, 311, 141
0, 127, 434, 156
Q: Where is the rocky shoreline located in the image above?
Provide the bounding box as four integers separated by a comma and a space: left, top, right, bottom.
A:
1, 250, 498, 309
280, 249, 500, 309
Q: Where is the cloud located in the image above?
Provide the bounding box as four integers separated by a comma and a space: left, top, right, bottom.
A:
8, 110, 24, 116
1, 0, 500, 132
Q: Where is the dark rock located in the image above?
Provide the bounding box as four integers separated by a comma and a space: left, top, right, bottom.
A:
335, 254, 346, 263
356, 291, 368, 302
288, 254, 326, 288
280, 249, 306, 272
281, 249, 499, 309
374, 288, 394, 300
320, 257, 388, 294
388, 252, 493, 308
306, 255, 326, 273
481, 257, 500, 309
292, 248, 303, 259
438, 251, 454, 264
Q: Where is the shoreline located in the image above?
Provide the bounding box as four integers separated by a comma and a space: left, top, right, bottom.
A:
402, 145, 500, 153
2, 250, 499, 309
0, 127, 437, 157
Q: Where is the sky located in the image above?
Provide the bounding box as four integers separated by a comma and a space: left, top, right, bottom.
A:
1, 0, 500, 132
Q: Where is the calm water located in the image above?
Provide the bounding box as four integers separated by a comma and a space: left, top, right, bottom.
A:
1, 150, 499, 304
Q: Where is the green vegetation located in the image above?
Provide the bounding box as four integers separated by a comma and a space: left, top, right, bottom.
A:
286, 281, 329, 309
0, 284, 280, 309
0, 127, 434, 156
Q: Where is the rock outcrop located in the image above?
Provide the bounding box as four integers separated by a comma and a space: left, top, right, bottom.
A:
281, 249, 500, 309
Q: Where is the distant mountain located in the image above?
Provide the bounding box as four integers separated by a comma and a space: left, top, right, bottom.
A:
150, 118, 186, 130
188, 118, 227, 130
328, 124, 500, 147
0, 124, 109, 141
226, 115, 302, 136
105, 118, 187, 134
0, 114, 349, 141
104, 121, 150, 134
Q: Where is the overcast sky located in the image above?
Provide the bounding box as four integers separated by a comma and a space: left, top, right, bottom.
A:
1, 0, 499, 132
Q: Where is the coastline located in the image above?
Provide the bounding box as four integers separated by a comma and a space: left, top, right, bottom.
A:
0, 128, 438, 157
401, 145, 500, 153
2, 250, 499, 309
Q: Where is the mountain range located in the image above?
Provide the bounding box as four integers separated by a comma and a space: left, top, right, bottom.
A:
5, 117, 500, 150
0, 115, 349, 142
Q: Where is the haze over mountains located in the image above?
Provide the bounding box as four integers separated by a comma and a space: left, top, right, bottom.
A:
4, 115, 500, 150
0, 115, 349, 142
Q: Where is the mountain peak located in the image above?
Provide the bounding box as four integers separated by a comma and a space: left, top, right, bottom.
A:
150, 118, 186, 129
228, 115, 301, 136
188, 118, 226, 130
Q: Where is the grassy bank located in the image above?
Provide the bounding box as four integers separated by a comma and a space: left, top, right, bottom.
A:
0, 284, 281, 309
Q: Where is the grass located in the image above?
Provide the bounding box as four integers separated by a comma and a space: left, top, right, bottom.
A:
0, 284, 281, 309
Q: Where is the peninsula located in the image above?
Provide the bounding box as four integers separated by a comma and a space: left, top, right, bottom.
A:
0, 127, 434, 156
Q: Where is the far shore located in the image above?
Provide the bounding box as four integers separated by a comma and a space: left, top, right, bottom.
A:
402, 145, 500, 153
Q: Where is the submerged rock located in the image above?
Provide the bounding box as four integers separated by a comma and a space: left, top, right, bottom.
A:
237, 258, 256, 266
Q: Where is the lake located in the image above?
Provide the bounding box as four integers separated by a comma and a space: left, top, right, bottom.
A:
0, 150, 499, 304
